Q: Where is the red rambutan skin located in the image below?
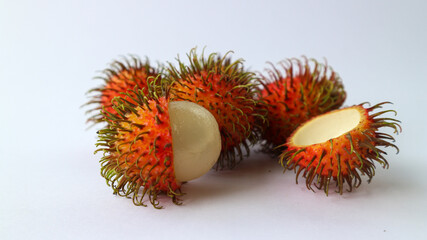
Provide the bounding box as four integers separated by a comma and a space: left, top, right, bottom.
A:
280, 102, 401, 195
258, 58, 346, 151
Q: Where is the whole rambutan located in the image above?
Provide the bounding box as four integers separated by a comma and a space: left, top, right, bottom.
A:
280, 102, 401, 195
85, 56, 159, 125
166, 49, 266, 169
258, 58, 346, 152
96, 76, 221, 208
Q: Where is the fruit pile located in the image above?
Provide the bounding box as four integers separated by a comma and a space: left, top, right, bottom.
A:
84, 48, 401, 208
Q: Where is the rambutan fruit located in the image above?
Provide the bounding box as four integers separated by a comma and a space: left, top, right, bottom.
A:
280, 102, 402, 195
258, 58, 346, 152
166, 49, 266, 169
95, 77, 221, 208
85, 56, 159, 125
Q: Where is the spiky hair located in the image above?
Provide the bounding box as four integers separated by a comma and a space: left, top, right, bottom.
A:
95, 76, 180, 208
85, 55, 160, 126
258, 57, 346, 153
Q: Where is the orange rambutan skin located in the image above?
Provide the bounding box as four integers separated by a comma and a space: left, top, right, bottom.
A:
259, 59, 346, 150
111, 97, 179, 192
97, 92, 181, 208
172, 71, 255, 151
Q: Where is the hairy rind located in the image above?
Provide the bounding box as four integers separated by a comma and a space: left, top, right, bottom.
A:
279, 102, 401, 195
84, 55, 160, 126
258, 57, 346, 153
95, 76, 181, 208
166, 48, 267, 169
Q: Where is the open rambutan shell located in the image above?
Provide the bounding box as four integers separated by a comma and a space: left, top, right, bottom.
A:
280, 102, 401, 195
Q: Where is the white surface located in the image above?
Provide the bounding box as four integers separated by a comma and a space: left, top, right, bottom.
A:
1, 0, 426, 239
169, 101, 221, 182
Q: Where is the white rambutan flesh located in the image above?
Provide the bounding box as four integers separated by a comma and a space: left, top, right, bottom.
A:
292, 108, 361, 146
169, 101, 221, 182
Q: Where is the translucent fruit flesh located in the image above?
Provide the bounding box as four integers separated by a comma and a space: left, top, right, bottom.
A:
168, 101, 221, 182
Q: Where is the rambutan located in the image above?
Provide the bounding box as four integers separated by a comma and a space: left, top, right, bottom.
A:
258, 58, 346, 152
95, 77, 221, 208
166, 49, 266, 169
85, 56, 159, 125
280, 102, 401, 195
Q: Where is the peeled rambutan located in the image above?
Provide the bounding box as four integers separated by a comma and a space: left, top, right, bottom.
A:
166, 49, 266, 169
85, 56, 159, 125
95, 76, 221, 208
258, 58, 346, 152
280, 102, 401, 195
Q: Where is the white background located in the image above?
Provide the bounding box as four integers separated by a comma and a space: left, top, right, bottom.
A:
1, 0, 426, 239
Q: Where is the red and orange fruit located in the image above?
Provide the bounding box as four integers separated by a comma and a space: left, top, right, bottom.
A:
280, 102, 401, 195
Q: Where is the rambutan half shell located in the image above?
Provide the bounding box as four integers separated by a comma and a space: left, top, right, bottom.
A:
280, 102, 401, 195
258, 58, 346, 152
